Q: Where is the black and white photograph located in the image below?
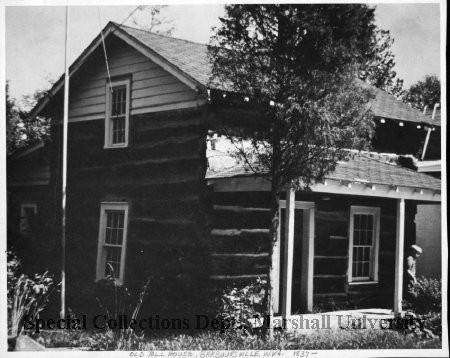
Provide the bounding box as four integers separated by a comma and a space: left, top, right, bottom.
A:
1, 1, 447, 356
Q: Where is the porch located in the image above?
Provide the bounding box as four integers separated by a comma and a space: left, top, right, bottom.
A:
207, 153, 441, 317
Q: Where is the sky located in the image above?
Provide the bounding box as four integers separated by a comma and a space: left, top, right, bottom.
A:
4, 3, 442, 108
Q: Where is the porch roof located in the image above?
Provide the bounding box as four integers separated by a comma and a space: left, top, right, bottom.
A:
206, 152, 441, 193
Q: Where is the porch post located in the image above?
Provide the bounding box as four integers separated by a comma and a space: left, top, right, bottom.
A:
282, 187, 295, 317
301, 206, 315, 312
394, 198, 405, 316
271, 215, 280, 314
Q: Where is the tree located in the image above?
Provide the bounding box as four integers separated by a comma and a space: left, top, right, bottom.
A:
209, 4, 378, 323
404, 75, 441, 111
132, 5, 175, 36
5, 81, 52, 155
6, 82, 25, 155
358, 28, 405, 98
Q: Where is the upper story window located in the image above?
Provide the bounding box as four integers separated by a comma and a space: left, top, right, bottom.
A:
105, 79, 130, 148
96, 202, 129, 285
348, 206, 380, 283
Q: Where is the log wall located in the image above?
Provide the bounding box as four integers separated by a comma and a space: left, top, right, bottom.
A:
208, 190, 417, 311
50, 106, 208, 317
208, 191, 272, 289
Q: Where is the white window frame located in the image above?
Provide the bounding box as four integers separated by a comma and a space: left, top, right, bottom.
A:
104, 79, 130, 149
20, 203, 38, 235
96, 202, 129, 285
348, 206, 380, 284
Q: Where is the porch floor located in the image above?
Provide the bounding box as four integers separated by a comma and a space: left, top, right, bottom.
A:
272, 308, 395, 333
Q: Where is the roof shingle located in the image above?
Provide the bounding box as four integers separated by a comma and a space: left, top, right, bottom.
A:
118, 23, 437, 126
206, 153, 441, 192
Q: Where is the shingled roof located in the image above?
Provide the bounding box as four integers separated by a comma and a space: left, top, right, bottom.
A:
117, 23, 437, 126
206, 152, 441, 192
31, 21, 437, 128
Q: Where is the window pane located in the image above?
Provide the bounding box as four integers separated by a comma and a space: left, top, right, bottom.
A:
363, 262, 370, 277
363, 247, 370, 261
112, 116, 126, 144
105, 246, 122, 278
105, 211, 125, 245
360, 214, 366, 230
111, 86, 126, 116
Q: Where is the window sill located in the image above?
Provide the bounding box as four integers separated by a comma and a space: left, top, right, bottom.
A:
95, 278, 124, 286
348, 281, 378, 286
104, 144, 129, 149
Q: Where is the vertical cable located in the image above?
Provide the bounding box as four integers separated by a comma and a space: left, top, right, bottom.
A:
97, 7, 113, 93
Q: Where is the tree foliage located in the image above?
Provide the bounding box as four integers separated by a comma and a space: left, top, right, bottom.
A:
132, 5, 175, 36
6, 82, 51, 155
209, 4, 376, 192
358, 28, 405, 97
404, 75, 441, 111
209, 4, 379, 318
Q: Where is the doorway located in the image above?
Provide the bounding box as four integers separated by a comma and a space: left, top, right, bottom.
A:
273, 200, 315, 316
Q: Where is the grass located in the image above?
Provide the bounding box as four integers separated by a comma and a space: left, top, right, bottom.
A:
34, 328, 442, 350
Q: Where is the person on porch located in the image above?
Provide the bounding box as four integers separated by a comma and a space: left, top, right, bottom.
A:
405, 244, 423, 294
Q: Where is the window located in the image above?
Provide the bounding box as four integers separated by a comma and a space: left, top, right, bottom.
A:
20, 203, 38, 236
348, 206, 380, 283
105, 79, 130, 148
96, 202, 129, 284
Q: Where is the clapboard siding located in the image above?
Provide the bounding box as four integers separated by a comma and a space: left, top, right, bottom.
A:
132, 82, 189, 99
133, 75, 179, 90
132, 91, 198, 110
68, 36, 199, 120
71, 86, 106, 101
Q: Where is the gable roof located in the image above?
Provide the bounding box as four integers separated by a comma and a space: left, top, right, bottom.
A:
357, 80, 438, 125
31, 22, 437, 127
117, 23, 211, 88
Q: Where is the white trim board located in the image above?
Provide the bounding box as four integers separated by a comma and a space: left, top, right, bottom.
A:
96, 202, 129, 285
347, 206, 380, 284
275, 196, 315, 316
104, 79, 130, 149
208, 177, 441, 202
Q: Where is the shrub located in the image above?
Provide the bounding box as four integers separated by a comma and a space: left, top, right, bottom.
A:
405, 276, 441, 314
7, 251, 55, 336
218, 277, 267, 335
94, 271, 150, 350
404, 276, 442, 337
